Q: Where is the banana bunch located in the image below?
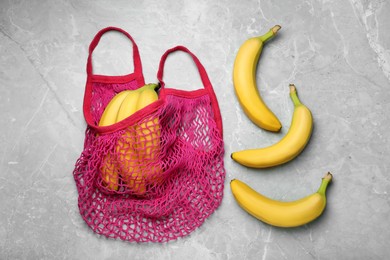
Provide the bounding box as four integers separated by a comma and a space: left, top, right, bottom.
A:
98, 83, 161, 194
231, 25, 332, 228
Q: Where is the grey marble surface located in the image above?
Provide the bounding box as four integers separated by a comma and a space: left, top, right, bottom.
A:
1, 0, 390, 259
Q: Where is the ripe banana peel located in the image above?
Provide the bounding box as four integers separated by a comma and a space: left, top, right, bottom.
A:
98, 84, 162, 194
233, 25, 282, 132
98, 90, 131, 191
135, 90, 163, 186
116, 84, 161, 194
230, 172, 332, 227
231, 84, 312, 168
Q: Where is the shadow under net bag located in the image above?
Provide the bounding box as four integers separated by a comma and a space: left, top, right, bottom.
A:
73, 27, 226, 243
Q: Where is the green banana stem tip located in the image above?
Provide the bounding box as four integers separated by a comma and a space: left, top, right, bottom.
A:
289, 84, 302, 106
147, 83, 158, 89
317, 172, 333, 195
259, 25, 282, 43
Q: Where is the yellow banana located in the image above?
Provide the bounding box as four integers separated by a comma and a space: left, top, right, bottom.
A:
116, 84, 161, 194
230, 172, 332, 227
99, 90, 131, 126
98, 90, 131, 191
116, 89, 140, 122
136, 88, 163, 186
231, 84, 312, 168
116, 89, 144, 194
233, 25, 282, 132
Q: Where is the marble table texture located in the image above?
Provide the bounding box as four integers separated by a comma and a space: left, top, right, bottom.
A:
1, 0, 390, 259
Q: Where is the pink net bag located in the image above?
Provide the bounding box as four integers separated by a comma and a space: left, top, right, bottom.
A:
73, 27, 226, 243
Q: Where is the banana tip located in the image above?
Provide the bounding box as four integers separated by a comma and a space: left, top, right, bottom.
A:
289, 84, 296, 93
324, 172, 333, 181
272, 25, 282, 34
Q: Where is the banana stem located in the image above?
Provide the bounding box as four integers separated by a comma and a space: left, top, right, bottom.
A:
145, 83, 158, 91
289, 84, 302, 106
317, 172, 333, 195
259, 25, 281, 43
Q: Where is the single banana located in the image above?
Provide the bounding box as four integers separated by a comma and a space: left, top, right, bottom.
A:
116, 84, 160, 194
98, 90, 131, 191
233, 25, 282, 132
230, 172, 333, 227
136, 87, 163, 186
231, 84, 312, 168
116, 89, 140, 122
99, 90, 131, 126
116, 89, 144, 194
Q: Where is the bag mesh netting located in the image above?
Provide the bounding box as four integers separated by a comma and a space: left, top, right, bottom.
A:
73, 39, 225, 242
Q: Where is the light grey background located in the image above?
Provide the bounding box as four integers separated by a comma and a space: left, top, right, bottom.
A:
1, 0, 390, 259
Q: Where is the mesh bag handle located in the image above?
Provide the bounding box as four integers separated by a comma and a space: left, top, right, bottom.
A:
83, 27, 146, 133
86, 26, 143, 77
157, 46, 223, 136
